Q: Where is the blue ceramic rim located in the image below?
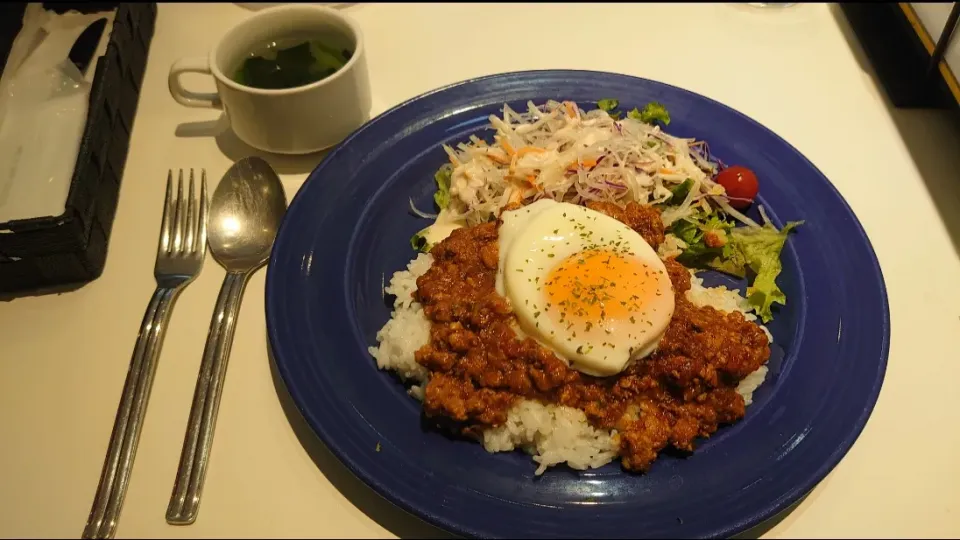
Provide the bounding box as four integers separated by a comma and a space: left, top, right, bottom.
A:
266, 69, 890, 538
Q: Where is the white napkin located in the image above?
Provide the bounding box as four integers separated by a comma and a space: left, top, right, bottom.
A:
0, 5, 114, 226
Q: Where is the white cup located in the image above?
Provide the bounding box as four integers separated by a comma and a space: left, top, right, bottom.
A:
168, 4, 371, 155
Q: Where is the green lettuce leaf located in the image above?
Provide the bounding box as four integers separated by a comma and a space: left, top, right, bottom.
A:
410, 228, 432, 253
729, 221, 803, 322
669, 218, 702, 245
597, 98, 619, 112
669, 218, 709, 266
433, 165, 452, 209
676, 242, 723, 267
628, 102, 671, 125
669, 215, 732, 267
706, 253, 746, 278
666, 178, 695, 205
669, 210, 801, 322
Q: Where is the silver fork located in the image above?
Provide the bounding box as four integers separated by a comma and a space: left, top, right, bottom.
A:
82, 170, 208, 540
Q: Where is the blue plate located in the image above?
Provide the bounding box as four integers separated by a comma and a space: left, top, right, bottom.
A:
265, 71, 889, 538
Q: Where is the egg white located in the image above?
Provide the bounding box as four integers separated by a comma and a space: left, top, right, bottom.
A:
498, 200, 675, 377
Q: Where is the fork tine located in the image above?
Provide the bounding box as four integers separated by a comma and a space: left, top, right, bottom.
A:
173, 170, 186, 254
198, 170, 208, 254
186, 169, 196, 254
159, 171, 174, 255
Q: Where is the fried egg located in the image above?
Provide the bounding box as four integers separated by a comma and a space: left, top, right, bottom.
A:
497, 199, 675, 377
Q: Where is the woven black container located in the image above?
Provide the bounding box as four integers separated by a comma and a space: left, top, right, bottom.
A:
0, 2, 156, 295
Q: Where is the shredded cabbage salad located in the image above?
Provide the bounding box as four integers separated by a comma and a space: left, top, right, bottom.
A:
411, 99, 801, 322
413, 99, 757, 229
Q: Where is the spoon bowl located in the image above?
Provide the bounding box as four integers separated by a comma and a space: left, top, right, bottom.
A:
208, 157, 287, 270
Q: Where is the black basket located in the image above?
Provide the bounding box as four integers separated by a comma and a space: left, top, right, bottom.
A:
0, 2, 156, 295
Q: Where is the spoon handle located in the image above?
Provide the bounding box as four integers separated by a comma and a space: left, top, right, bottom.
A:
166, 270, 249, 525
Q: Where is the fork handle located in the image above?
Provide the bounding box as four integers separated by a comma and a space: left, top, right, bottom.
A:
83, 286, 181, 539
167, 270, 250, 525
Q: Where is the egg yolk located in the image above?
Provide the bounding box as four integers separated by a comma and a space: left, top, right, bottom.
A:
544, 249, 663, 330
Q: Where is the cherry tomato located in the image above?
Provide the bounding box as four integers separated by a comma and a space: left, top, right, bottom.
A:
714, 165, 759, 210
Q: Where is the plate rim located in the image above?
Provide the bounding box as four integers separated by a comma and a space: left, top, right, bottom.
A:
266, 69, 891, 538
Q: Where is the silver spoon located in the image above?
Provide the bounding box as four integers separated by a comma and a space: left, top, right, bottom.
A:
166, 157, 287, 525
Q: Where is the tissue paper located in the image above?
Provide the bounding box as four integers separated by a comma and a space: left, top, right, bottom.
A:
0, 4, 114, 225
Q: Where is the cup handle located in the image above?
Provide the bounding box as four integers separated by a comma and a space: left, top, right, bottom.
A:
168, 57, 222, 109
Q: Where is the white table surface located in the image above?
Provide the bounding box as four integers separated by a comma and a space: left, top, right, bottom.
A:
2, 2, 960, 538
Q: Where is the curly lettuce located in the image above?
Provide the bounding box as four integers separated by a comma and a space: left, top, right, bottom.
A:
410, 229, 431, 253
670, 214, 734, 267
597, 98, 619, 112
666, 178, 695, 205
598, 99, 669, 124
669, 214, 801, 322
628, 101, 671, 126
433, 164, 452, 209
728, 221, 802, 322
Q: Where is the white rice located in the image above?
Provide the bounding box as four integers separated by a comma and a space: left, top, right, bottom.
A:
483, 400, 619, 475
368, 253, 433, 385
369, 254, 772, 474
